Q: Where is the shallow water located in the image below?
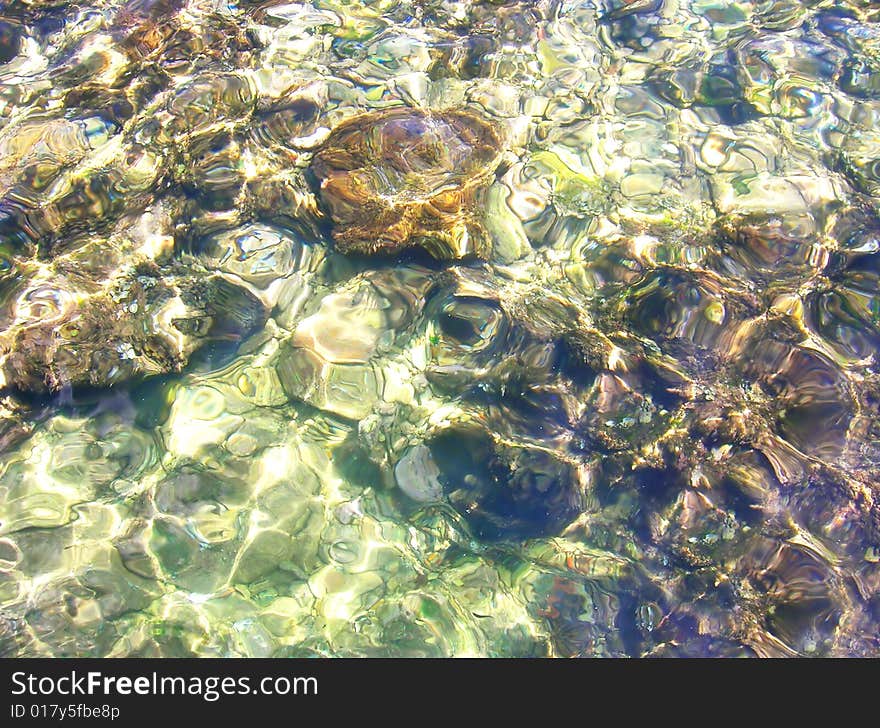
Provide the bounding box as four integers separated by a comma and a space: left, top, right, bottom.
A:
0, 0, 879, 657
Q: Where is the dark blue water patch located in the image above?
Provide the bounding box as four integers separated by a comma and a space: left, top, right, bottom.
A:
0, 19, 20, 64
815, 7, 878, 54
0, 203, 40, 255
599, 0, 663, 51
840, 58, 880, 98
426, 424, 585, 542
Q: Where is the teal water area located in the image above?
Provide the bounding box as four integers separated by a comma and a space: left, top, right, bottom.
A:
0, 0, 879, 657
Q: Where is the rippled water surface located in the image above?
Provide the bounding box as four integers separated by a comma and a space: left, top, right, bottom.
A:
1, 0, 879, 657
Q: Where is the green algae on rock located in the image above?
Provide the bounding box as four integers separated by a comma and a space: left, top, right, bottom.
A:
309, 107, 504, 260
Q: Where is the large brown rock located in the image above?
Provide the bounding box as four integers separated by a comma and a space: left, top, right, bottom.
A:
310, 107, 503, 260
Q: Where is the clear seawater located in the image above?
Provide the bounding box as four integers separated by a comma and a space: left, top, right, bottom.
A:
1, 0, 879, 657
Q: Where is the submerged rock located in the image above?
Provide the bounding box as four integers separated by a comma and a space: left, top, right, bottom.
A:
275, 266, 434, 419
0, 262, 266, 393
423, 423, 587, 541
309, 107, 504, 259
0, 208, 268, 394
